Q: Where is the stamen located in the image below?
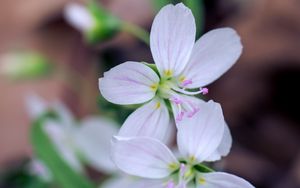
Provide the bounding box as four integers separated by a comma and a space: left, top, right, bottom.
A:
170, 97, 183, 105
169, 95, 200, 121
182, 100, 199, 118
198, 177, 206, 185
167, 181, 175, 188
200, 87, 209, 95
170, 96, 185, 122
187, 108, 199, 117
181, 79, 192, 87
176, 111, 184, 122
164, 69, 173, 77
180, 164, 186, 177
172, 86, 209, 96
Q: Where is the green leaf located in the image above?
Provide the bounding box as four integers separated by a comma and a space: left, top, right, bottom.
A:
97, 97, 134, 125
152, 0, 171, 11
30, 114, 96, 188
183, 0, 205, 38
0, 160, 50, 188
86, 1, 121, 43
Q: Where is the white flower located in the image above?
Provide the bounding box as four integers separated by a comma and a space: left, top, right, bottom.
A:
99, 3, 242, 142
101, 175, 164, 188
26, 94, 159, 186
25, 94, 119, 174
111, 101, 254, 188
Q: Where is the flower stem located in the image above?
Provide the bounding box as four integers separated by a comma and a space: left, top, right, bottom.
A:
120, 21, 150, 45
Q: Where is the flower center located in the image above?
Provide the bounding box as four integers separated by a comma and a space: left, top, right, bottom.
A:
156, 77, 208, 121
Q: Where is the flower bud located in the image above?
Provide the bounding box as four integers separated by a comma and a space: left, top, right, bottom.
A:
0, 51, 52, 80
64, 2, 120, 44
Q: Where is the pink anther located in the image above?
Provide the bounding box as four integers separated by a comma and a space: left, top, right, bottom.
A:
167, 181, 175, 188
200, 87, 209, 95
182, 79, 193, 87
187, 107, 199, 118
170, 97, 183, 105
176, 111, 185, 121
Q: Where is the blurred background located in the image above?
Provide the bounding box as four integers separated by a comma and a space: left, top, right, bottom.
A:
0, 0, 300, 188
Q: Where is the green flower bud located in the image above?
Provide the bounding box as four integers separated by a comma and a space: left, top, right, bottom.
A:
0, 51, 52, 80
64, 2, 120, 44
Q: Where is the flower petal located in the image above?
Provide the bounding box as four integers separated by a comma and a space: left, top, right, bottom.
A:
150, 3, 196, 77
99, 61, 159, 105
196, 172, 255, 188
102, 175, 165, 188
43, 120, 82, 172
176, 100, 225, 163
74, 117, 119, 173
205, 123, 232, 162
118, 99, 172, 144
181, 28, 242, 88
111, 136, 178, 179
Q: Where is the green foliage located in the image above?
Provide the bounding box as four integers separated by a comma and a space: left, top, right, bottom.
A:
30, 114, 96, 188
97, 97, 135, 125
183, 0, 205, 37
0, 51, 52, 80
86, 1, 121, 43
194, 163, 214, 173
0, 161, 50, 188
152, 0, 172, 11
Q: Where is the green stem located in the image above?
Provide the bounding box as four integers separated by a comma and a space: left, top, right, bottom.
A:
120, 21, 150, 45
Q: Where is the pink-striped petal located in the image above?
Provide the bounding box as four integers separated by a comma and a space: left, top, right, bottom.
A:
176, 100, 225, 163
206, 123, 232, 161
111, 136, 178, 179
196, 172, 255, 188
118, 99, 172, 144
150, 3, 196, 77
181, 28, 242, 88
99, 61, 159, 105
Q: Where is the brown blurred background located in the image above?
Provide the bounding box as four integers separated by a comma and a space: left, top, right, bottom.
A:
0, 0, 300, 187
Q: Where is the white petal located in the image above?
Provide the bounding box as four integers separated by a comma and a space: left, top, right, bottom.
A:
181, 28, 242, 88
176, 100, 225, 163
163, 120, 176, 147
64, 3, 94, 32
118, 99, 172, 144
205, 123, 232, 162
111, 136, 178, 179
102, 175, 165, 188
24, 93, 48, 119
150, 3, 196, 77
43, 120, 82, 172
99, 61, 159, 105
197, 172, 255, 188
74, 117, 119, 173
